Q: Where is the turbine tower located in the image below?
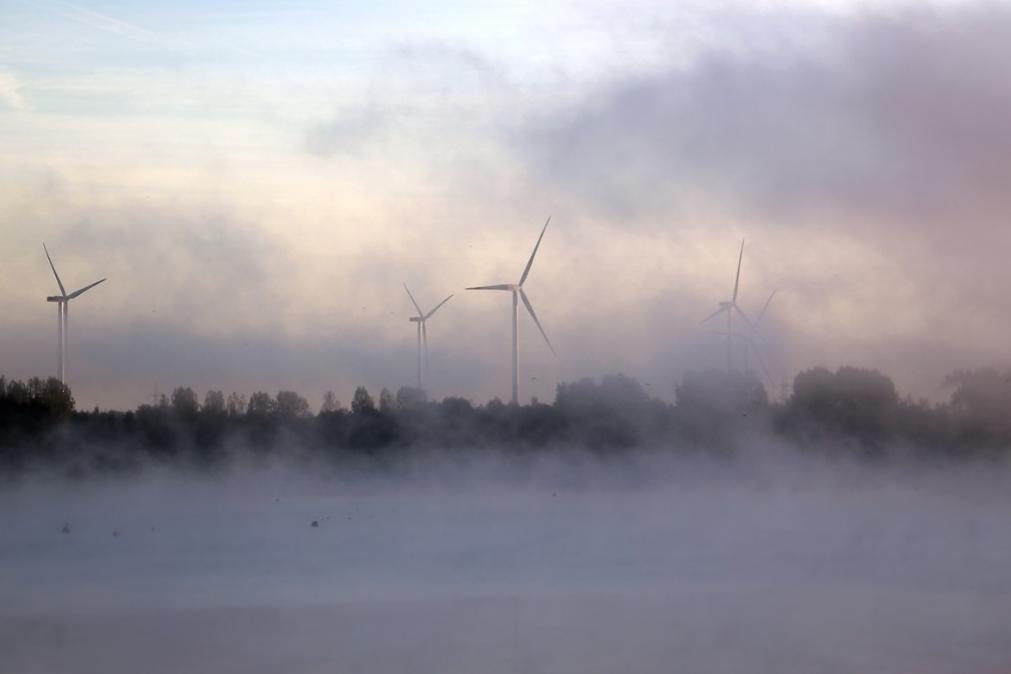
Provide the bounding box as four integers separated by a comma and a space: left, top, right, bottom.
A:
701, 238, 751, 372
403, 283, 453, 393
467, 216, 555, 405
43, 243, 106, 385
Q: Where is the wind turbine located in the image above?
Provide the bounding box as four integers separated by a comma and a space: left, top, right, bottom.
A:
43, 243, 106, 385
713, 288, 779, 389
467, 216, 555, 405
403, 283, 453, 393
701, 238, 752, 372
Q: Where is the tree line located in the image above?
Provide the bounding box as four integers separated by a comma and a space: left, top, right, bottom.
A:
1, 366, 1010, 476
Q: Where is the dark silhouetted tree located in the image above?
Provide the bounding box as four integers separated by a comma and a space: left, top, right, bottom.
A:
379, 387, 396, 414
783, 366, 898, 450
351, 386, 376, 416
944, 368, 1011, 445
247, 391, 275, 417
320, 391, 341, 414
226, 392, 247, 417
276, 390, 311, 420
396, 386, 427, 408
203, 390, 225, 416
170, 387, 200, 420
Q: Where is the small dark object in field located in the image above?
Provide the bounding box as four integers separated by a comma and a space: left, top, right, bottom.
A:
311, 520, 319, 528
61, 523, 70, 534
113, 530, 119, 537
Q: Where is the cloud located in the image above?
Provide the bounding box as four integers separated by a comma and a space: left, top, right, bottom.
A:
305, 41, 511, 159
0, 71, 27, 112
520, 5, 1011, 232
305, 106, 393, 158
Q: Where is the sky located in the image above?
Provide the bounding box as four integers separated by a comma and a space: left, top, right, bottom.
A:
1, 0, 1008, 410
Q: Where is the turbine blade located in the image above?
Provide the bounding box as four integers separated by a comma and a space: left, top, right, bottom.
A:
466, 284, 512, 291
732, 303, 753, 330
732, 238, 744, 302
424, 294, 453, 320
403, 283, 423, 317
754, 289, 778, 330
519, 288, 555, 355
519, 216, 551, 286
700, 306, 726, 324
67, 278, 106, 299
43, 243, 66, 296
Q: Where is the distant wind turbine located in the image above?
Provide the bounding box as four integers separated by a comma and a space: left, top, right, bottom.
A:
701, 238, 752, 372
403, 284, 453, 393
714, 290, 779, 386
467, 217, 555, 405
43, 243, 106, 385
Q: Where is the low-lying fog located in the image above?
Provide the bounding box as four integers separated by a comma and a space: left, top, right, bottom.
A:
2, 449, 1010, 673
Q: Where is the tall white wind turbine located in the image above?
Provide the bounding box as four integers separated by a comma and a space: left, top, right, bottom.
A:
467, 217, 555, 405
43, 243, 106, 385
404, 284, 453, 393
701, 238, 752, 372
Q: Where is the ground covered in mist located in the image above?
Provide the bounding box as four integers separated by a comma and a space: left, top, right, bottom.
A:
2, 452, 1010, 673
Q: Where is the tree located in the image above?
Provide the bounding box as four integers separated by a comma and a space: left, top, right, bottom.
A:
396, 386, 427, 408
675, 369, 768, 418
320, 391, 341, 414
247, 391, 275, 417
554, 374, 659, 448
379, 387, 396, 414
33, 377, 75, 418
203, 390, 226, 415
351, 386, 376, 415
944, 368, 1011, 441
170, 387, 200, 419
226, 392, 247, 417
784, 366, 898, 449
275, 390, 311, 419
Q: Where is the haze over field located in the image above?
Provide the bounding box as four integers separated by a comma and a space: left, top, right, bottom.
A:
3, 0, 1011, 408
3, 454, 1011, 674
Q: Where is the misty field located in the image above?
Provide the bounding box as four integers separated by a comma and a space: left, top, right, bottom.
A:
2, 454, 1010, 673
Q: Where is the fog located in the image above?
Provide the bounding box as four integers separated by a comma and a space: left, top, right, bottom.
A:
2, 449, 1010, 673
